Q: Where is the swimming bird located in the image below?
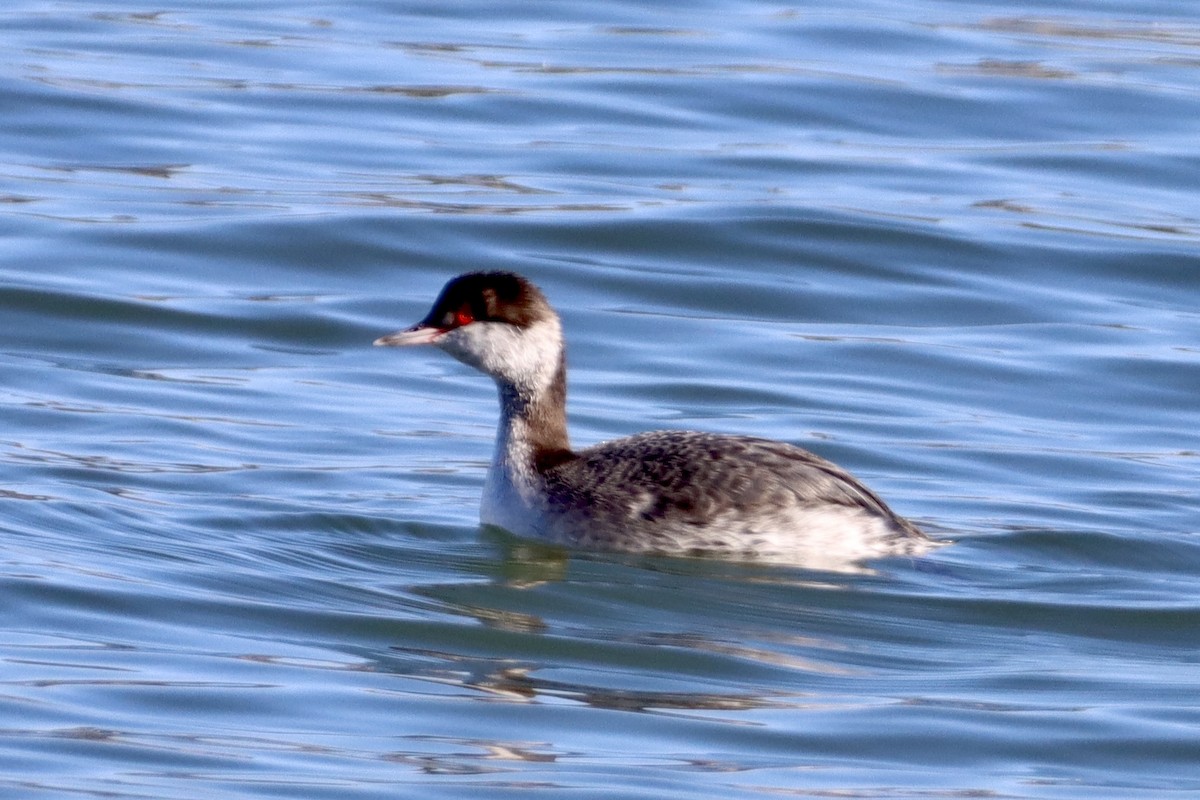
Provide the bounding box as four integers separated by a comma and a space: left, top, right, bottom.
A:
375, 271, 933, 569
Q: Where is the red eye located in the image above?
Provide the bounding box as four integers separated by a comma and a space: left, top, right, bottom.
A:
454, 307, 474, 327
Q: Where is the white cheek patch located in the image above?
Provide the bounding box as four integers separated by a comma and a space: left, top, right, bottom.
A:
438, 319, 562, 395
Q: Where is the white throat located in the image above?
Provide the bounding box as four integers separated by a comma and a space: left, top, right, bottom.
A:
435, 317, 565, 538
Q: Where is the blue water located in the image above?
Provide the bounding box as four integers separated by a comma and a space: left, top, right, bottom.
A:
2, 1, 1199, 797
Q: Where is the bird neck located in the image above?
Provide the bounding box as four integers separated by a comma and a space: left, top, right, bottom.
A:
495, 352, 573, 473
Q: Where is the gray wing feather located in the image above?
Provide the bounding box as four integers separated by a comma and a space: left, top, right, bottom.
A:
542, 431, 921, 538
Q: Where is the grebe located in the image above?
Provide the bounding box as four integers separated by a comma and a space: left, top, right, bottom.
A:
375, 271, 933, 570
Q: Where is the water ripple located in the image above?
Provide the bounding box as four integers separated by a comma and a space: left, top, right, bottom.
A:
3, 1, 1199, 797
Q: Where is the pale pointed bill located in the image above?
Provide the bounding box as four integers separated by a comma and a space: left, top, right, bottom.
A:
373, 325, 443, 347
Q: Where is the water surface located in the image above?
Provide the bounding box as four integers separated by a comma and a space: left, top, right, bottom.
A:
2, 1, 1198, 797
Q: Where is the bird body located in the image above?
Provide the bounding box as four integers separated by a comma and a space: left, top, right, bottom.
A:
376, 271, 934, 569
